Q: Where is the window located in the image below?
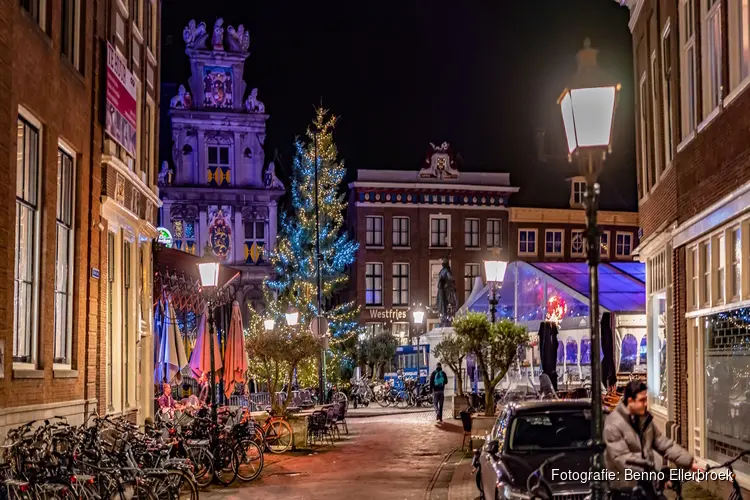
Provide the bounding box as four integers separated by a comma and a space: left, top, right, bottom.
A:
392, 216, 409, 247
703, 0, 722, 114
123, 240, 131, 408
651, 52, 662, 180
701, 241, 711, 305
639, 72, 651, 197
20, 0, 46, 30
615, 232, 632, 258
571, 230, 585, 257
545, 230, 563, 256
662, 24, 674, 166
244, 221, 266, 264
487, 219, 502, 248
145, 0, 154, 51
144, 102, 152, 182
464, 263, 480, 301
601, 231, 610, 258
691, 247, 699, 308
518, 229, 537, 255
573, 180, 586, 205
54, 147, 75, 366
365, 263, 383, 306
392, 263, 409, 306
107, 232, 115, 410
731, 0, 750, 87
717, 234, 726, 302
14, 116, 40, 366
732, 228, 741, 298
680, 0, 698, 136
392, 322, 410, 345
465, 218, 479, 248
133, 0, 142, 29
173, 220, 196, 254
207, 145, 231, 187
363, 323, 386, 337
115, 11, 126, 46
366, 216, 383, 247
650, 292, 668, 408
430, 216, 450, 247
61, 0, 82, 69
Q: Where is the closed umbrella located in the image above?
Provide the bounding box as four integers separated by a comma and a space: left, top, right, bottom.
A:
223, 301, 248, 398
189, 306, 223, 381
155, 297, 189, 384
538, 321, 559, 391
601, 312, 617, 389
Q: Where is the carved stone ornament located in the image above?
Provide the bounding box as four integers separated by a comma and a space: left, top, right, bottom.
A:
227, 24, 250, 52
183, 19, 208, 48
145, 202, 153, 224
170, 85, 192, 109
244, 88, 265, 113
242, 205, 269, 222
419, 141, 459, 180
131, 189, 140, 215
157, 161, 173, 187
115, 174, 125, 204
212, 18, 225, 50
170, 204, 185, 222
205, 131, 233, 146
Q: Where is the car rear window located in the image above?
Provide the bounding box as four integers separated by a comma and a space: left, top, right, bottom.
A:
508, 409, 592, 451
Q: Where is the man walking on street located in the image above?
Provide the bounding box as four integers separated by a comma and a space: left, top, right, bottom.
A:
430, 363, 447, 423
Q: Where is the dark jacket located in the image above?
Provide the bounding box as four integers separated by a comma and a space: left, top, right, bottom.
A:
430, 368, 447, 392
604, 401, 693, 490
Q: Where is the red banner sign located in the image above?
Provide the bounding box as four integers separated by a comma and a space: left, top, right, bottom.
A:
105, 42, 137, 157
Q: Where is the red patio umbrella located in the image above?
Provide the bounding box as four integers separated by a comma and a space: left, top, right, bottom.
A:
223, 301, 248, 398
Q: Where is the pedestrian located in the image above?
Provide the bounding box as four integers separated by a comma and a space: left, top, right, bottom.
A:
430, 363, 447, 423
604, 380, 699, 497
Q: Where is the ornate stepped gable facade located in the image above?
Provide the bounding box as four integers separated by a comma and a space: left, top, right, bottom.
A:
159, 18, 284, 316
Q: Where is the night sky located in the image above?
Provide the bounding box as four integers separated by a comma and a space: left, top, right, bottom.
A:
160, 0, 636, 211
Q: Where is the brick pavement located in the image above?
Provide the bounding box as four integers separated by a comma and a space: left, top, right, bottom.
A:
203, 410, 465, 499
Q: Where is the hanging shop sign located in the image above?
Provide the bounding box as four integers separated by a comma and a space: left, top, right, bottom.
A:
156, 227, 173, 248
105, 42, 137, 157
367, 309, 408, 321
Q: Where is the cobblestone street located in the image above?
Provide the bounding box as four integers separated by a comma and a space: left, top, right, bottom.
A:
204, 410, 468, 499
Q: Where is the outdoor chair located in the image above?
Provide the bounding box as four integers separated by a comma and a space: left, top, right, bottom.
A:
460, 411, 473, 450
336, 400, 348, 435
325, 406, 340, 441
307, 410, 334, 446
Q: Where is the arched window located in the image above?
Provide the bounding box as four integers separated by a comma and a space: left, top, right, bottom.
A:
639, 336, 647, 364
620, 334, 638, 372
580, 337, 591, 364
557, 340, 564, 364
566, 337, 578, 364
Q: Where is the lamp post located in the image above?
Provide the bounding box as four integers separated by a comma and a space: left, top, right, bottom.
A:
412, 308, 425, 383
198, 245, 221, 434
558, 38, 620, 500
483, 260, 507, 323
312, 129, 326, 403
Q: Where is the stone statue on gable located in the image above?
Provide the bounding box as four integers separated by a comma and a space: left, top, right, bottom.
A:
170, 85, 192, 109
212, 18, 225, 50
227, 24, 250, 52
158, 161, 173, 186
183, 19, 208, 48
264, 162, 284, 189
245, 88, 265, 113
436, 258, 458, 327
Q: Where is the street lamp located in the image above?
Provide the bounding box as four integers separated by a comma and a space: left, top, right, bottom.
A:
411, 307, 425, 383
558, 38, 620, 500
264, 318, 275, 331
285, 308, 299, 326
198, 244, 221, 434
483, 260, 507, 323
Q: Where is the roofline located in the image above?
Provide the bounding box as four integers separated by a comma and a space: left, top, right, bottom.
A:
348, 181, 520, 193
509, 206, 638, 227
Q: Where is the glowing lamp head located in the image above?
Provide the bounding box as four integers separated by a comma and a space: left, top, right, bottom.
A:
558, 38, 620, 155
263, 319, 275, 331
198, 245, 220, 287
484, 260, 507, 283
412, 309, 425, 325
285, 309, 299, 326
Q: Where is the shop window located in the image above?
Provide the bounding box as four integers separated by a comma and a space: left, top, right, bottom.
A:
732, 228, 742, 298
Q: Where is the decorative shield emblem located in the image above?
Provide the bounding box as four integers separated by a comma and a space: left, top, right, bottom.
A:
209, 213, 232, 260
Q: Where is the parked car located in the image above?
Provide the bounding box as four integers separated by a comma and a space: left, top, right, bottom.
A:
475, 400, 595, 500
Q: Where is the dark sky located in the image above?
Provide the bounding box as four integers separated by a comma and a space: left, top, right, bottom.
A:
160, 0, 636, 211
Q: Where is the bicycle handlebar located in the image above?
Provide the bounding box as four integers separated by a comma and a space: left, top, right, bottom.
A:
704, 449, 750, 471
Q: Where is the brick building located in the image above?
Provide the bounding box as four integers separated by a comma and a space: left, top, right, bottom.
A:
617, 0, 750, 485
0, 0, 161, 434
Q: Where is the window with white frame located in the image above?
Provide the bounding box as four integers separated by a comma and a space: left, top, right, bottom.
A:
465, 218, 479, 248
61, 0, 82, 70
701, 240, 712, 305
207, 144, 231, 187
487, 219, 502, 248
616, 232, 633, 258
651, 52, 662, 180
392, 263, 409, 306
572, 180, 586, 205
601, 231, 610, 258
20, 0, 47, 30
732, 227, 741, 298
690, 247, 699, 308
662, 23, 674, 166
680, 0, 698, 137
647, 249, 670, 410
123, 239, 131, 408
571, 230, 585, 257
639, 72, 651, 197
392, 216, 409, 247
518, 229, 537, 255
730, 0, 750, 89
366, 216, 383, 247
545, 230, 563, 256
244, 220, 266, 264
703, 0, 722, 115
365, 263, 383, 306
464, 263, 480, 301
107, 232, 115, 410
54, 147, 76, 366
430, 216, 450, 247
716, 234, 726, 303
14, 116, 41, 366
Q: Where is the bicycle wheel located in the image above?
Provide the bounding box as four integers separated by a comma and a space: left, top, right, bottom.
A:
264, 419, 294, 454
185, 447, 213, 488
213, 442, 238, 486
233, 439, 264, 482
108, 480, 159, 500
396, 393, 408, 409
375, 389, 388, 407
145, 470, 199, 500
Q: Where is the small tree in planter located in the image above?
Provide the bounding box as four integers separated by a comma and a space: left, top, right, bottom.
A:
357, 331, 398, 381
453, 312, 529, 416
434, 335, 467, 396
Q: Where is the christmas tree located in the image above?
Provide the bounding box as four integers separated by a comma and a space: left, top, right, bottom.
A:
265, 107, 360, 343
